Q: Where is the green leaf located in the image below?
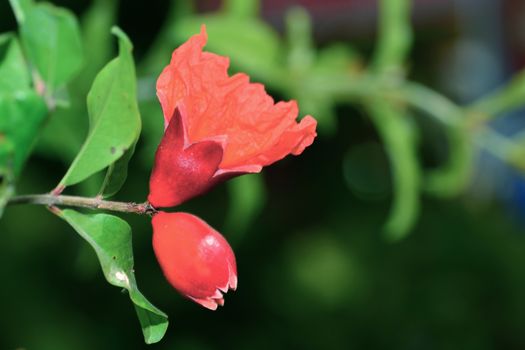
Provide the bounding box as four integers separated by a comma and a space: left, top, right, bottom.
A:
132, 295, 169, 344
0, 179, 14, 219
0, 143, 15, 219
0, 92, 47, 176
99, 142, 137, 198
11, 0, 84, 94
0, 31, 46, 200
224, 174, 266, 245
0, 33, 31, 91
8, 0, 31, 23
35, 0, 119, 168
59, 209, 168, 344
366, 99, 421, 240
59, 27, 141, 188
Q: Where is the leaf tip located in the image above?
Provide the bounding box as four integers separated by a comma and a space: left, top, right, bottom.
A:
9, 0, 31, 24
111, 26, 133, 51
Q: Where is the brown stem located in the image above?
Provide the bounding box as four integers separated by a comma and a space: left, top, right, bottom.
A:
7, 194, 157, 215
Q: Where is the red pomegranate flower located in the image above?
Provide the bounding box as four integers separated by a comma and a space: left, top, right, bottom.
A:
152, 212, 237, 310
148, 25, 317, 208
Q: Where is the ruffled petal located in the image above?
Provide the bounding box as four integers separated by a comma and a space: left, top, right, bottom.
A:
155, 25, 317, 174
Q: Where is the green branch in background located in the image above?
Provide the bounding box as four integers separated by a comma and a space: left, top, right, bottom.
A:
397, 82, 474, 197
475, 127, 525, 172
468, 70, 525, 123
366, 99, 420, 241
372, 0, 413, 75
368, 0, 419, 239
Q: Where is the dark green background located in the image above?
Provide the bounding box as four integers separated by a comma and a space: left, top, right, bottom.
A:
1, 0, 525, 349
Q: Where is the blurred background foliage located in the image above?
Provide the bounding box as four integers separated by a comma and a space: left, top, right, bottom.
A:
2, 0, 525, 348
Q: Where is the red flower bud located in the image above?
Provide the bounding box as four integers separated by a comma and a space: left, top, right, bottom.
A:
148, 25, 317, 208
152, 211, 237, 310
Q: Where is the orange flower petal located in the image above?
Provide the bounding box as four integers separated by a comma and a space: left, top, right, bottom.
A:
156, 25, 317, 172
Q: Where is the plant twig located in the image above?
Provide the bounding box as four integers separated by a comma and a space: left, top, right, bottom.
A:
373, 0, 413, 74
7, 194, 157, 215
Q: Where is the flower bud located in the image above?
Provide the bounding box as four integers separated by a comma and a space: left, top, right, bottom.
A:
152, 211, 237, 310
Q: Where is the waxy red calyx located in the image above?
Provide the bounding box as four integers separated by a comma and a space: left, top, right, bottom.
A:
148, 25, 317, 208
152, 212, 237, 310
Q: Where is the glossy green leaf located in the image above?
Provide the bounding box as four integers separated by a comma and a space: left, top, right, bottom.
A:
8, 0, 31, 23
0, 142, 15, 219
224, 173, 266, 245
0, 33, 31, 91
367, 99, 420, 240
34, 0, 119, 167
0, 179, 14, 219
0, 31, 46, 208
0, 32, 47, 175
0, 92, 47, 176
59, 27, 141, 188
11, 0, 83, 94
97, 25, 141, 198
59, 209, 168, 344
99, 142, 137, 198
0, 137, 15, 175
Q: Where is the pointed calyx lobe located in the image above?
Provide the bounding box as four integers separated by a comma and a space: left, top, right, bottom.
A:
148, 25, 317, 208
148, 108, 224, 207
